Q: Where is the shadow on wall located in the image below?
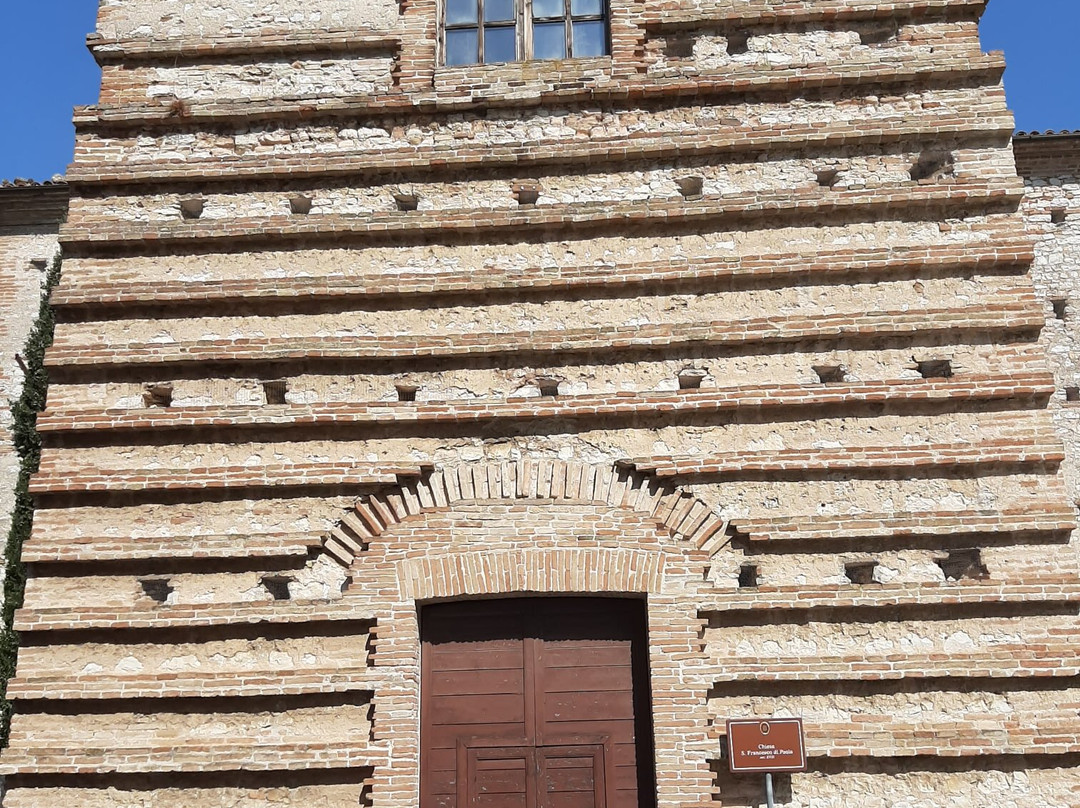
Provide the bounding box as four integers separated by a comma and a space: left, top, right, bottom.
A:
712, 759, 792, 807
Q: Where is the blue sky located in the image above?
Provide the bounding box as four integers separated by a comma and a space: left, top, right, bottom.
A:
0, 0, 1076, 181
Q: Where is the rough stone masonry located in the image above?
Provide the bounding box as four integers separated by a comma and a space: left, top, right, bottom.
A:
0, 182, 67, 595
0, 0, 1079, 806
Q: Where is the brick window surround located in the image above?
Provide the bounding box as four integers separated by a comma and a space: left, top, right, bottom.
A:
443, 0, 609, 65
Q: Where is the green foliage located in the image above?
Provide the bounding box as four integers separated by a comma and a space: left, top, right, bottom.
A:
0, 253, 61, 746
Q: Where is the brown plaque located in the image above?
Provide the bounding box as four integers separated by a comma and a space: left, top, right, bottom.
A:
726, 718, 807, 773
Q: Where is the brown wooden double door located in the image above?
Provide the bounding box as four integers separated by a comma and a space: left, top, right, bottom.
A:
420, 597, 656, 808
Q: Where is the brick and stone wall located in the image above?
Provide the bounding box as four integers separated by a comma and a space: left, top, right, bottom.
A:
1015, 133, 1080, 500
0, 184, 66, 596
2, 1, 1079, 807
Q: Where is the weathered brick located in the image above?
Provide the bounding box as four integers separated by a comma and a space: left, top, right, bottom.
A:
2, 2, 1078, 807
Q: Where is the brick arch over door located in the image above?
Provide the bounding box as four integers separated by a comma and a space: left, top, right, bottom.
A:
320, 461, 723, 808
319, 460, 731, 571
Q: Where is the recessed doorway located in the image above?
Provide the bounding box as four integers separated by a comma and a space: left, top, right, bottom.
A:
420, 596, 657, 808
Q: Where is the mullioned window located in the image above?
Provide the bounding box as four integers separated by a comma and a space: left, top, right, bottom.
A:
443, 0, 608, 65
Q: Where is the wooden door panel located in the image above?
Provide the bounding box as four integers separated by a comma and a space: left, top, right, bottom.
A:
537, 745, 605, 808
543, 665, 633, 693
476, 796, 528, 808
538, 601, 636, 628
476, 797, 528, 808
544, 795, 598, 808
612, 765, 639, 790
539, 718, 636, 743
541, 645, 633, 668
432, 668, 525, 696
475, 762, 528, 794
424, 607, 527, 639
608, 743, 641, 767
435, 694, 527, 724
460, 745, 534, 808
543, 762, 595, 791
543, 691, 636, 721
426, 769, 458, 798
425, 723, 529, 746
427, 748, 459, 772
421, 598, 655, 808
427, 647, 526, 671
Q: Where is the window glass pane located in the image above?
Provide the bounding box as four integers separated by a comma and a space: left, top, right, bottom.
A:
533, 0, 565, 19
571, 20, 606, 56
484, 26, 517, 62
484, 0, 514, 22
446, 0, 479, 25
571, 0, 602, 16
446, 28, 479, 65
534, 22, 567, 59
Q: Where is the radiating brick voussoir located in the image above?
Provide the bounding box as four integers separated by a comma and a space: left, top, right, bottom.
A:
317, 461, 727, 566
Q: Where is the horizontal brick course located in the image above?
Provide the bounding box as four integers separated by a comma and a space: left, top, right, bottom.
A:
14, 598, 371, 633
0, 740, 384, 776
642, 0, 987, 29
731, 503, 1077, 544
51, 238, 1035, 311
21, 530, 323, 563
74, 52, 1005, 130
34, 372, 1056, 439
66, 110, 1013, 187
623, 432, 1064, 479
700, 577, 1080, 612
7, 669, 376, 702
29, 461, 428, 497
59, 178, 1025, 253
89, 27, 399, 64
44, 289, 1043, 371
1014, 136, 1080, 177
706, 635, 1080, 683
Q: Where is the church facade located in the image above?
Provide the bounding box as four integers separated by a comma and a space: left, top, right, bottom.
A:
0, 1, 1078, 806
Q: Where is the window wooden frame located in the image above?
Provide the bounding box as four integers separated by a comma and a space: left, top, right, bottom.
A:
442, 0, 609, 66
